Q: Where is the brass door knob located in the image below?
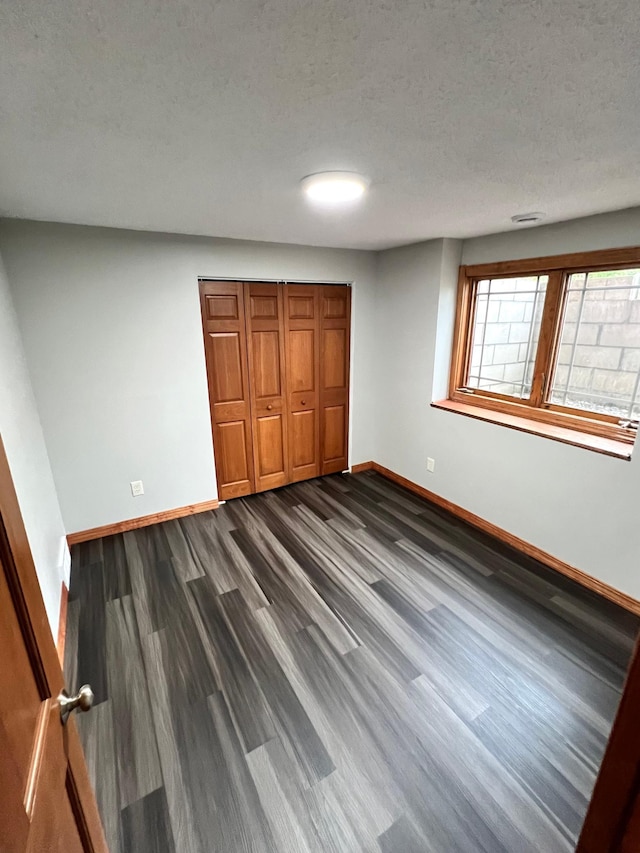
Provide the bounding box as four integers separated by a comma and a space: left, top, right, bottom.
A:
59, 684, 94, 724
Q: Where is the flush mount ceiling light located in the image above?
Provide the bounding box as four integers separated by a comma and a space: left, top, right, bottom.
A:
301, 171, 370, 206
511, 211, 546, 225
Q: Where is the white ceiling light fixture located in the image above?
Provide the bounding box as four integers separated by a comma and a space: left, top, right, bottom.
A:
301, 171, 370, 206
511, 211, 546, 225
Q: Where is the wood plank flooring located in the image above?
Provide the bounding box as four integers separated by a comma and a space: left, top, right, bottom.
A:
65, 471, 639, 853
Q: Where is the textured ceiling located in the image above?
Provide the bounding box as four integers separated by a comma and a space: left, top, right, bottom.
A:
2, 0, 640, 249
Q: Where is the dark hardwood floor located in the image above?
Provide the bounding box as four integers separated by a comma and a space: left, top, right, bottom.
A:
65, 471, 639, 853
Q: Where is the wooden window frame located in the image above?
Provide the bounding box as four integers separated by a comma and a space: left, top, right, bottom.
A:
446, 246, 640, 450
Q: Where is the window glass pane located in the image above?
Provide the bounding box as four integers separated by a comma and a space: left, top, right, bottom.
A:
466, 275, 548, 398
549, 268, 640, 420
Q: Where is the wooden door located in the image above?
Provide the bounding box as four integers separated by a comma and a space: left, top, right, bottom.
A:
576, 634, 640, 852
199, 281, 255, 500
319, 285, 351, 475
284, 285, 320, 482
244, 282, 289, 492
0, 437, 107, 853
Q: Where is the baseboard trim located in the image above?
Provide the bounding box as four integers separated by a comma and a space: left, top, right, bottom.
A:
66, 499, 220, 546
57, 581, 68, 666
350, 461, 375, 473
356, 461, 640, 618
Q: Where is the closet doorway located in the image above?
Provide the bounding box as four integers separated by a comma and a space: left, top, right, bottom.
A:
199, 280, 351, 500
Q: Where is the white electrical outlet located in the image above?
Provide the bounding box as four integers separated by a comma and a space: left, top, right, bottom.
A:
130, 480, 144, 497
427, 457, 435, 473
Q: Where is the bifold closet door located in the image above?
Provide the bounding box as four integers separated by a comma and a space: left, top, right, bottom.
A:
284, 285, 321, 481
319, 285, 351, 475
244, 282, 289, 492
200, 280, 350, 498
199, 281, 255, 500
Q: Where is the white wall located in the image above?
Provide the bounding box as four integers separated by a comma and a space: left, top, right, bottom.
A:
462, 206, 640, 265
0, 250, 69, 637
375, 208, 640, 600
0, 220, 377, 534
375, 238, 454, 471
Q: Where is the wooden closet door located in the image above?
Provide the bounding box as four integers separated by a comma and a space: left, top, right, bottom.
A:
199, 281, 255, 500
319, 285, 351, 475
284, 285, 320, 482
245, 282, 289, 491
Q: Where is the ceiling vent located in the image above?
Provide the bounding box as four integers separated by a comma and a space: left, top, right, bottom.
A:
511, 212, 546, 225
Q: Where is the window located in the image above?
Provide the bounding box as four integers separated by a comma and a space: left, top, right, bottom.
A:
446, 247, 640, 453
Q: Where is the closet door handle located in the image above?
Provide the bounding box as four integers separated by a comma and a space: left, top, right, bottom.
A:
266, 404, 273, 411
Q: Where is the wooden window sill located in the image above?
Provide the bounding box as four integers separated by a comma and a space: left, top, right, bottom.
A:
431, 399, 634, 460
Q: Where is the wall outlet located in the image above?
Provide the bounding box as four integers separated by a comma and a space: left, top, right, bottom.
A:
427, 457, 436, 473
130, 480, 144, 497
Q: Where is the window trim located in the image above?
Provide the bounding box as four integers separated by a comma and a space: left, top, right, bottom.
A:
446, 245, 640, 448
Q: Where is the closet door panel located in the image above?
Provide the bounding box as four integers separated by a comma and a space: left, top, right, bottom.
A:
289, 330, 315, 392
256, 415, 286, 476
322, 328, 348, 389
245, 283, 289, 491
322, 405, 347, 462
199, 281, 255, 499
252, 331, 282, 397
320, 286, 351, 475
323, 292, 349, 320
288, 293, 315, 320
209, 333, 245, 403
249, 292, 279, 319
291, 409, 317, 469
217, 421, 252, 486
284, 285, 320, 482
